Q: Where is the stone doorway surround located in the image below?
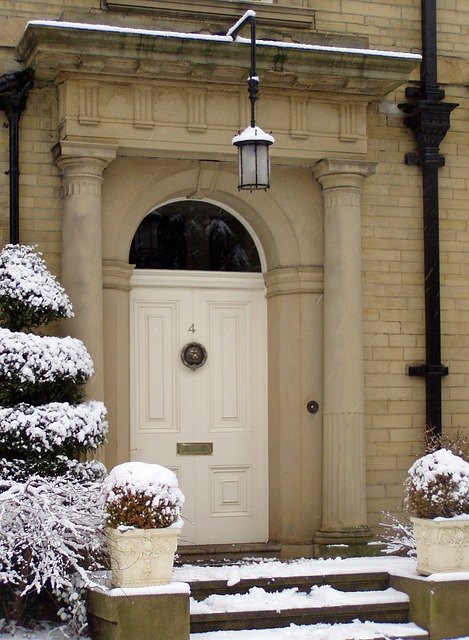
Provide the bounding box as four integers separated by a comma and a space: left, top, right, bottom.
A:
19, 18, 420, 552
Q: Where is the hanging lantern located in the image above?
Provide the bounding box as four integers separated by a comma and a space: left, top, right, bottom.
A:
232, 125, 274, 191
228, 11, 274, 191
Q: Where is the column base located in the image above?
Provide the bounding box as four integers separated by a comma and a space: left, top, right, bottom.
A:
313, 526, 375, 559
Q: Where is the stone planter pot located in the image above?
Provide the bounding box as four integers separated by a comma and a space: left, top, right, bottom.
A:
106, 526, 181, 587
411, 515, 469, 576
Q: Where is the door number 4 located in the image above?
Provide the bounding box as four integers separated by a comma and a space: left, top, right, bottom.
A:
188, 323, 196, 334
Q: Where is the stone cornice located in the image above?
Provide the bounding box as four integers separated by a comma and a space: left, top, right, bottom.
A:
17, 21, 420, 98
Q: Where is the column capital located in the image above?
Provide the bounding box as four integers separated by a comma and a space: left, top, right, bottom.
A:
52, 140, 118, 169
313, 158, 376, 190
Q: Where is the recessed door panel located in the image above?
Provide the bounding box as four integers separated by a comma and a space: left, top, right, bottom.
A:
209, 302, 250, 431
134, 302, 179, 433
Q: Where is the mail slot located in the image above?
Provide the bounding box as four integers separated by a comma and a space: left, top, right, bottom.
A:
177, 442, 213, 456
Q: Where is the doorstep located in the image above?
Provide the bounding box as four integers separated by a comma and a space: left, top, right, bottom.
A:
176, 543, 281, 565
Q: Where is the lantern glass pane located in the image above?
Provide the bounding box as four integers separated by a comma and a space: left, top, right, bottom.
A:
238, 141, 270, 190
255, 144, 269, 187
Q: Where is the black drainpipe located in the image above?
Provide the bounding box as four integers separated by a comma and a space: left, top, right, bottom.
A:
398, 0, 458, 439
0, 70, 33, 245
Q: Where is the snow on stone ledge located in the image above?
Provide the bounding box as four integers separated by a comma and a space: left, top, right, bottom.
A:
89, 571, 190, 597
26, 20, 422, 61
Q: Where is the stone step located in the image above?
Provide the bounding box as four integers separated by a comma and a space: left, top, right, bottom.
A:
188, 570, 390, 601
189, 586, 410, 633
190, 620, 429, 640
176, 543, 281, 566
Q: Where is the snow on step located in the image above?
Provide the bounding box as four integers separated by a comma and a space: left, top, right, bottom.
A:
175, 555, 416, 585
190, 585, 408, 614
190, 620, 428, 640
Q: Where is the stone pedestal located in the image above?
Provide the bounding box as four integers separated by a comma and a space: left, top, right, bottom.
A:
87, 580, 190, 640
390, 572, 469, 640
313, 158, 376, 548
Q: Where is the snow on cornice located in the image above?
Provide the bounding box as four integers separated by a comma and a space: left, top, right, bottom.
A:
27, 20, 422, 62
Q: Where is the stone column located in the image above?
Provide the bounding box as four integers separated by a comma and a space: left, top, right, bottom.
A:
313, 158, 376, 546
53, 142, 117, 401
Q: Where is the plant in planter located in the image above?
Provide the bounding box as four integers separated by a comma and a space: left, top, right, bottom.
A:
405, 448, 469, 575
104, 461, 185, 588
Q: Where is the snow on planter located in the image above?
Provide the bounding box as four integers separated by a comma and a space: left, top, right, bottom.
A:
0, 244, 73, 330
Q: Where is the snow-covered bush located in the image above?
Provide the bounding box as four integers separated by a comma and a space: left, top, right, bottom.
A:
0, 244, 73, 331
0, 402, 108, 480
405, 448, 469, 519
0, 244, 108, 482
424, 429, 469, 463
0, 474, 105, 632
104, 462, 184, 529
0, 329, 94, 406
0, 244, 108, 632
379, 512, 416, 557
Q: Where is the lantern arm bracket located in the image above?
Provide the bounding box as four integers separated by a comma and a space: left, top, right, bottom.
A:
227, 10, 258, 128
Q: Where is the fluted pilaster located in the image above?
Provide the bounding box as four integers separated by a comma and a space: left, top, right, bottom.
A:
313, 158, 376, 545
53, 142, 117, 401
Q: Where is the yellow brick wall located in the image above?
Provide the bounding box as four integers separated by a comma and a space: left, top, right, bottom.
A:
363, 85, 426, 526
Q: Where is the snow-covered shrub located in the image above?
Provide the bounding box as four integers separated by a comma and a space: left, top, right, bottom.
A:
0, 474, 106, 632
0, 244, 108, 633
0, 329, 93, 406
0, 401, 108, 481
424, 429, 469, 463
0, 245, 107, 481
379, 512, 416, 557
0, 244, 73, 331
104, 462, 184, 529
0, 401, 107, 456
405, 448, 469, 519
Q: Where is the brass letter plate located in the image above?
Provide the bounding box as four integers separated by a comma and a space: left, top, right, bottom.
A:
177, 442, 213, 456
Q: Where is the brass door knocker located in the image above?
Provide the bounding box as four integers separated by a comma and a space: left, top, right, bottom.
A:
181, 342, 208, 370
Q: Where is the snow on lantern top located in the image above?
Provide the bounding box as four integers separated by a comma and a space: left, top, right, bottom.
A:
0, 244, 73, 331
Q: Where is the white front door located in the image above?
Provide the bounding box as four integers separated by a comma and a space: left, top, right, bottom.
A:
130, 271, 268, 545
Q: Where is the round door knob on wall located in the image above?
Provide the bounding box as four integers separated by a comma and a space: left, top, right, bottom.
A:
181, 342, 208, 370
306, 400, 319, 414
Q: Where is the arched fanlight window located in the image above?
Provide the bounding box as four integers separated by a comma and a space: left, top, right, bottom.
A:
129, 200, 261, 272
